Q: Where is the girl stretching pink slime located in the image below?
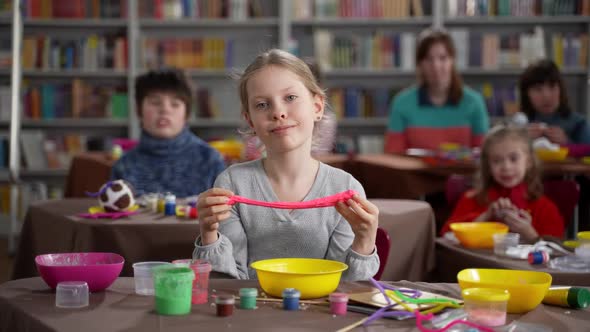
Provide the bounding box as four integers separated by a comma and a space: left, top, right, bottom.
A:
193, 49, 379, 280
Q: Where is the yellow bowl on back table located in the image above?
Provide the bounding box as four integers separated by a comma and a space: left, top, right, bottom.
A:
251, 258, 348, 299
450, 222, 509, 249
458, 268, 552, 314
535, 147, 568, 162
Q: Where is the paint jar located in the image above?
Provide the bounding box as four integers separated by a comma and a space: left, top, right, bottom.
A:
153, 266, 195, 316
282, 288, 300, 311
329, 292, 349, 316
493, 233, 520, 256
164, 193, 176, 216
462, 288, 509, 327
239, 288, 258, 309
528, 251, 550, 265
143, 193, 159, 213
216, 294, 235, 317
171, 259, 212, 304
178, 206, 198, 219
157, 194, 166, 213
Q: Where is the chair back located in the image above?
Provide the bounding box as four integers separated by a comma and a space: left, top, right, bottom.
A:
445, 174, 472, 207
374, 227, 391, 280
543, 179, 580, 228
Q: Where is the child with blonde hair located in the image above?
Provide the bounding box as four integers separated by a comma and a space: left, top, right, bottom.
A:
193, 49, 379, 280
441, 125, 564, 242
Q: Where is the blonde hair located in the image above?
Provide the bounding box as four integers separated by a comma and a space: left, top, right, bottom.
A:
474, 125, 543, 204
238, 49, 336, 154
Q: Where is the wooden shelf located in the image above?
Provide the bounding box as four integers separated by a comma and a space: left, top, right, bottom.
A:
292, 16, 432, 27
444, 15, 590, 25
140, 18, 278, 28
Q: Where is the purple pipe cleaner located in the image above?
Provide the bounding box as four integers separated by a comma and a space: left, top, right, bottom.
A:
85, 181, 114, 197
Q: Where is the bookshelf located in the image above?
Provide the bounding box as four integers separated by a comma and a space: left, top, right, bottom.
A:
2, 0, 590, 251
440, 0, 590, 119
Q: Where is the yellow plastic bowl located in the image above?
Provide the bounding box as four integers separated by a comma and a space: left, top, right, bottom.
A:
458, 268, 552, 314
251, 258, 348, 299
535, 147, 568, 162
450, 222, 509, 249
578, 231, 590, 242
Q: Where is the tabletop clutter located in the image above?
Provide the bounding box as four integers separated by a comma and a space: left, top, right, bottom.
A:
447, 221, 590, 274
28, 179, 590, 331
32, 249, 590, 332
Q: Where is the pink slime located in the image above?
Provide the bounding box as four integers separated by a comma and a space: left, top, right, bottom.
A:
227, 190, 358, 209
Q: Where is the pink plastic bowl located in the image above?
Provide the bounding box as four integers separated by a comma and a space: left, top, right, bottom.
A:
35, 253, 124, 292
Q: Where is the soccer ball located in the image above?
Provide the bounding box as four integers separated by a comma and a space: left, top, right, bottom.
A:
98, 180, 135, 212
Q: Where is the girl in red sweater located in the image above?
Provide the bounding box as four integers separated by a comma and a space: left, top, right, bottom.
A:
441, 126, 564, 243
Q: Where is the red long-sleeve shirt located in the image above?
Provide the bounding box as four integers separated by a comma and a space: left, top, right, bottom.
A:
441, 187, 565, 238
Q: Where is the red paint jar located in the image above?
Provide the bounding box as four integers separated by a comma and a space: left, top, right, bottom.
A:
215, 295, 235, 317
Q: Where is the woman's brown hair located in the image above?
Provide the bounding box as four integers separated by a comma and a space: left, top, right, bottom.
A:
474, 125, 543, 204
415, 29, 463, 104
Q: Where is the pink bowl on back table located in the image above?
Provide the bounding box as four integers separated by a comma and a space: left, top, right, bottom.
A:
35, 253, 124, 292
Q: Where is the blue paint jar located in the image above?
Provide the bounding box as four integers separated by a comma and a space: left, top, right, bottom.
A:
528, 251, 549, 265
282, 288, 300, 311
164, 194, 176, 216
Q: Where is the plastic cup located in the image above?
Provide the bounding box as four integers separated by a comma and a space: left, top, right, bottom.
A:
172, 259, 212, 304
133, 261, 172, 295
153, 266, 195, 316
493, 233, 520, 256
56, 281, 89, 308
462, 288, 510, 327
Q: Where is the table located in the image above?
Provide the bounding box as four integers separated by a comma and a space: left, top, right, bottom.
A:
345, 154, 590, 200
435, 238, 590, 286
1, 278, 588, 332
12, 199, 199, 279
12, 199, 436, 282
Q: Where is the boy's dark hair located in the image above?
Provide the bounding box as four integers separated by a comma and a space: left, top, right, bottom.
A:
519, 59, 571, 119
134, 68, 193, 117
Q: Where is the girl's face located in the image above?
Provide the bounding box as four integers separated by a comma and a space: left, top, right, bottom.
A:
140, 92, 187, 139
419, 42, 453, 91
243, 65, 324, 154
527, 82, 560, 115
488, 138, 530, 189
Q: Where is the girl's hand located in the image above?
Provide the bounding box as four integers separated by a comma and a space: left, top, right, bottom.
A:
489, 198, 516, 220
545, 126, 568, 145
502, 209, 539, 243
527, 123, 545, 139
196, 188, 234, 245
335, 194, 379, 255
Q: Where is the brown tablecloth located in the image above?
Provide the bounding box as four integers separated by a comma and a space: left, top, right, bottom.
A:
371, 200, 435, 281
12, 199, 199, 279
435, 238, 590, 286
12, 198, 435, 282
1, 278, 588, 332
